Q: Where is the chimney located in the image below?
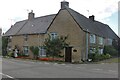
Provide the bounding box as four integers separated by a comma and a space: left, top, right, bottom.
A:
28, 10, 35, 20
89, 15, 95, 21
61, 0, 69, 9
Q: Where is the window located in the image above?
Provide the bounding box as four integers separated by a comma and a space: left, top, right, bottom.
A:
50, 32, 58, 40
98, 49, 103, 54
89, 47, 96, 54
24, 35, 28, 41
39, 46, 46, 57
90, 34, 96, 43
107, 38, 112, 45
99, 37, 104, 45
23, 46, 29, 55
8, 36, 12, 42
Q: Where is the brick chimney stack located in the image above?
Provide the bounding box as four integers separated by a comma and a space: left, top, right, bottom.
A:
61, 0, 69, 9
28, 10, 35, 20
89, 15, 95, 21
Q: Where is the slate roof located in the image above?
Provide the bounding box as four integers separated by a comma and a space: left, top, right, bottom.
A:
4, 7, 119, 40
5, 14, 56, 36
65, 7, 119, 40
5, 20, 27, 36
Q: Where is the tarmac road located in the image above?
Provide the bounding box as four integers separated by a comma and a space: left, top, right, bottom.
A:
1, 57, 119, 79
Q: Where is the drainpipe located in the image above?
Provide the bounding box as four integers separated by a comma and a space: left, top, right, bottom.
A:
86, 29, 88, 60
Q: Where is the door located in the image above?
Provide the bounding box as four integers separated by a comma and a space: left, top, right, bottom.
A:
65, 47, 72, 62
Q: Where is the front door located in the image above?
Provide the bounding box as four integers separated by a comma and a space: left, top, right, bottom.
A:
65, 47, 72, 62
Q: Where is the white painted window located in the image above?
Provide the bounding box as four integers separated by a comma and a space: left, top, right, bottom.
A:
107, 38, 112, 45
39, 46, 46, 57
90, 34, 96, 43
99, 37, 104, 45
98, 49, 103, 54
89, 47, 96, 54
50, 32, 58, 40
23, 46, 29, 55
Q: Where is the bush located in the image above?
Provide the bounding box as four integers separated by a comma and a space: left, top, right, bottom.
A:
30, 46, 39, 59
88, 53, 96, 61
88, 53, 111, 62
104, 54, 111, 59
103, 46, 118, 57
8, 51, 13, 57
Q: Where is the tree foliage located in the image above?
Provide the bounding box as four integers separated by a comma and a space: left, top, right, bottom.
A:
103, 45, 118, 57
44, 35, 69, 58
2, 37, 8, 56
30, 46, 39, 59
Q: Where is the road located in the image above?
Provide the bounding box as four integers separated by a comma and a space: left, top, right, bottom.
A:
1, 57, 119, 79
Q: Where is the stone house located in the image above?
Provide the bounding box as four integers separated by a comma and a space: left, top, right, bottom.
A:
4, 1, 119, 62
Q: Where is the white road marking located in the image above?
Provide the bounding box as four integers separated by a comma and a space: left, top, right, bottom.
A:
0, 72, 14, 79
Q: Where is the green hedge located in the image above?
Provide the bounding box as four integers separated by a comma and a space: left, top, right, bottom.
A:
103, 45, 118, 57
88, 53, 111, 62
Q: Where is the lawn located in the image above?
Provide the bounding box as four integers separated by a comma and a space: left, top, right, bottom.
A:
96, 57, 120, 63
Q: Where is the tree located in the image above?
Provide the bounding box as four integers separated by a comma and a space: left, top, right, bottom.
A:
30, 46, 39, 59
44, 35, 69, 59
2, 37, 8, 56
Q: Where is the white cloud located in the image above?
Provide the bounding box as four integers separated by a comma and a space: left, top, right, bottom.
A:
0, 0, 119, 34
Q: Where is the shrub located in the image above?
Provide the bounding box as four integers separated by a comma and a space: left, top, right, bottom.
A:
88, 53, 111, 62
8, 51, 13, 57
30, 46, 39, 59
44, 35, 69, 59
94, 53, 101, 61
88, 53, 96, 61
103, 46, 118, 57
104, 54, 111, 59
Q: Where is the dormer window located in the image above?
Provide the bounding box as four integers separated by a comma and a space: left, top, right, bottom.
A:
90, 34, 96, 43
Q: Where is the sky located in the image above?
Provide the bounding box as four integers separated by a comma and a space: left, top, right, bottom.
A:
0, 0, 119, 36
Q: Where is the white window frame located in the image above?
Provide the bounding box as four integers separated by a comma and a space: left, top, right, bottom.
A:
89, 47, 96, 54
90, 34, 96, 43
99, 37, 104, 45
23, 46, 29, 55
107, 38, 112, 45
39, 46, 46, 57
50, 32, 58, 40
98, 48, 103, 54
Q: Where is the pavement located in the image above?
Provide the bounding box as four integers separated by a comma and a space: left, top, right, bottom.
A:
1, 57, 119, 79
